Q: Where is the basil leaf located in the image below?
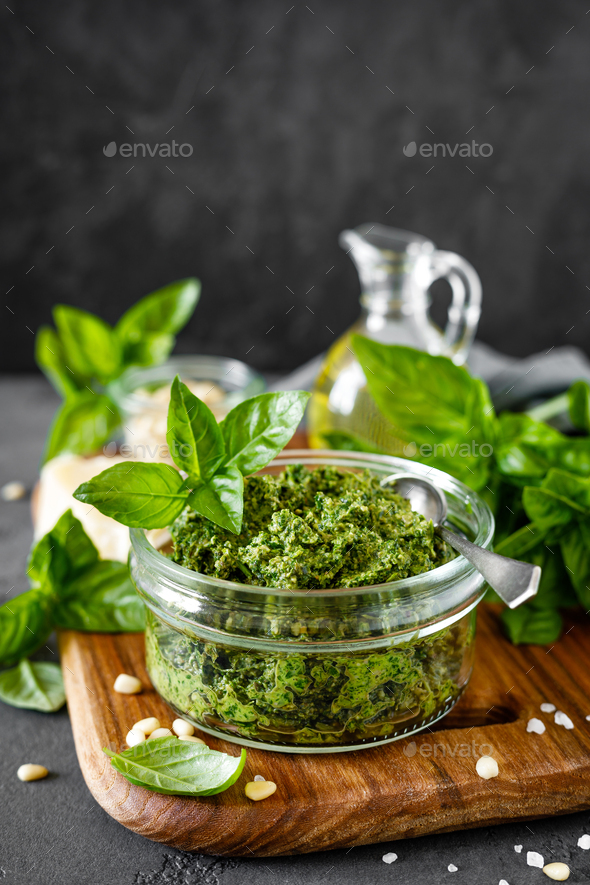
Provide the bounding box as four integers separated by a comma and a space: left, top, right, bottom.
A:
0, 660, 65, 712
104, 737, 246, 796
496, 413, 590, 484
73, 462, 189, 528
187, 467, 244, 533
53, 305, 121, 384
317, 429, 385, 454
560, 521, 590, 609
494, 523, 546, 559
35, 325, 82, 397
219, 391, 310, 475
0, 588, 54, 667
42, 392, 120, 464
54, 560, 145, 632
522, 487, 586, 532
568, 380, 590, 432
167, 376, 225, 480
116, 279, 200, 367
501, 604, 563, 645
27, 509, 99, 590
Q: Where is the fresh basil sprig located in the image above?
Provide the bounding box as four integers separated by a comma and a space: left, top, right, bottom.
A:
351, 336, 590, 646
73, 383, 310, 534
104, 737, 247, 796
0, 659, 65, 712
0, 509, 144, 668
36, 279, 200, 464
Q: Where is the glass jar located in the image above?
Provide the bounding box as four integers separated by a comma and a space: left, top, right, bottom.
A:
129, 451, 494, 754
308, 223, 482, 452
108, 355, 265, 460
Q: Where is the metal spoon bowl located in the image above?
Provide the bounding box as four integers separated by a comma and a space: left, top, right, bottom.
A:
381, 472, 540, 609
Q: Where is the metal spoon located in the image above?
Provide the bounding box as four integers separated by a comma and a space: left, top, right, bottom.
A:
381, 472, 540, 609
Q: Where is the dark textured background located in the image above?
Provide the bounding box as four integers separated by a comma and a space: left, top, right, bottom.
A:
2, 0, 590, 372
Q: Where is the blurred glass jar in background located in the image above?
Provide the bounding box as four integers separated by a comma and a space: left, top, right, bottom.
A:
109, 355, 266, 461
308, 223, 482, 453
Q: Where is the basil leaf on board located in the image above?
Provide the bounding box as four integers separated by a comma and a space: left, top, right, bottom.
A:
219, 391, 310, 475
167, 376, 225, 480
54, 560, 145, 632
115, 279, 200, 367
0, 588, 54, 667
568, 379, 590, 432
0, 659, 65, 712
501, 604, 563, 646
73, 462, 189, 528
187, 466, 244, 533
104, 737, 246, 796
351, 337, 494, 489
53, 305, 121, 384
41, 392, 121, 464
35, 325, 82, 397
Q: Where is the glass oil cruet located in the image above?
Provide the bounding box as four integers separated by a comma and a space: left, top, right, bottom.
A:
308, 223, 482, 453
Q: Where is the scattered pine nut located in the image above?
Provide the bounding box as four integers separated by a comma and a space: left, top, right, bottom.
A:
148, 727, 173, 739
1, 481, 26, 501
172, 718, 194, 737
17, 764, 48, 782
126, 727, 146, 747
245, 780, 277, 801
543, 862, 570, 880
527, 718, 546, 734
113, 674, 142, 694
133, 717, 160, 735
179, 735, 207, 745
554, 711, 574, 730
476, 755, 499, 779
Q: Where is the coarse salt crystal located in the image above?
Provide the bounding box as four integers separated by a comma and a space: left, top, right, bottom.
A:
448, 863, 458, 872
541, 703, 556, 713
254, 775, 265, 782
499, 880, 510, 885
554, 711, 574, 730
578, 834, 590, 849
514, 845, 522, 853
586, 715, 590, 722
527, 718, 546, 735
527, 851, 544, 868
382, 853, 397, 864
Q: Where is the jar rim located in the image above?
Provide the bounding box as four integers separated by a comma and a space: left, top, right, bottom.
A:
129, 449, 494, 603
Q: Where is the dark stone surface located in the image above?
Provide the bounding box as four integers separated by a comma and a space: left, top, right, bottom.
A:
3, 0, 590, 374
3, 373, 590, 883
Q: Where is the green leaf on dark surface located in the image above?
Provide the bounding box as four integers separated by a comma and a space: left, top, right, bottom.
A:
501, 604, 563, 646
41, 392, 121, 464
73, 462, 189, 528
54, 560, 145, 632
167, 376, 225, 480
187, 466, 244, 534
0, 659, 65, 712
0, 588, 54, 667
53, 305, 121, 384
104, 737, 246, 796
35, 325, 82, 398
219, 390, 310, 475
568, 379, 590, 432
115, 278, 200, 366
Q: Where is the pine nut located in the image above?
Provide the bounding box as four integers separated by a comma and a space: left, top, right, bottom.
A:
133, 717, 160, 735
1, 481, 26, 501
179, 735, 207, 745
475, 755, 499, 779
126, 727, 146, 747
172, 718, 194, 737
543, 862, 570, 881
113, 674, 142, 694
17, 764, 48, 782
148, 727, 173, 739
245, 780, 277, 801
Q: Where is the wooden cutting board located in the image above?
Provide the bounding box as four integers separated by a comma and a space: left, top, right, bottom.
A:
59, 604, 590, 857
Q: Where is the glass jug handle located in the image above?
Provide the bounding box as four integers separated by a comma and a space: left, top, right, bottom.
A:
426, 250, 482, 363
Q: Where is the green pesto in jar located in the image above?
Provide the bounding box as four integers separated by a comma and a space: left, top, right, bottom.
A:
143, 465, 469, 749
170, 464, 454, 589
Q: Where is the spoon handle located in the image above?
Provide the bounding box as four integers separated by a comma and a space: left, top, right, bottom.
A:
439, 526, 541, 609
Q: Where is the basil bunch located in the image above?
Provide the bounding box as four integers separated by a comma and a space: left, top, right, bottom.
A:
352, 337, 590, 645
36, 279, 200, 463
0, 509, 144, 671
104, 737, 247, 796
73, 381, 310, 533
